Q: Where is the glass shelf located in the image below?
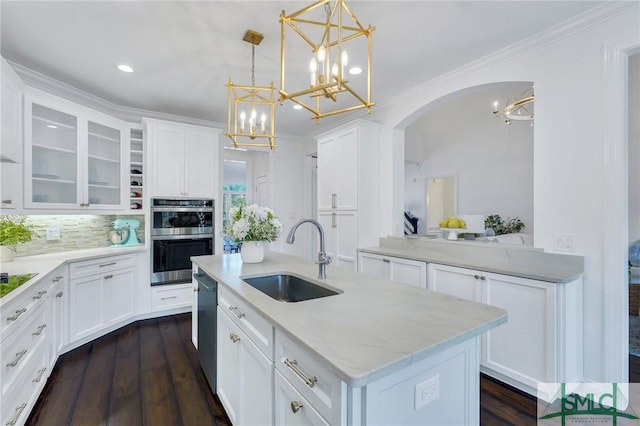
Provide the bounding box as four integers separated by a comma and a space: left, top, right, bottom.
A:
32, 143, 77, 155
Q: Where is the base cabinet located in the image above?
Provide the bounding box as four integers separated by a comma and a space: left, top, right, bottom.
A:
428, 263, 583, 397
68, 254, 136, 343
358, 252, 427, 288
275, 371, 329, 426
217, 305, 273, 426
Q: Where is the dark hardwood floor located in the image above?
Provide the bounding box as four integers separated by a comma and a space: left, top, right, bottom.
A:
26, 313, 636, 425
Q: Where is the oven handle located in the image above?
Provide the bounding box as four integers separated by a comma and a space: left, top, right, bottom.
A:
151, 234, 214, 241
150, 206, 213, 213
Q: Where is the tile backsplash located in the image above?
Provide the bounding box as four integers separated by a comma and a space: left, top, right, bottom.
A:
8, 215, 145, 257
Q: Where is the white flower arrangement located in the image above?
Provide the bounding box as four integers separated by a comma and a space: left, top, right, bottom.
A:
225, 204, 283, 242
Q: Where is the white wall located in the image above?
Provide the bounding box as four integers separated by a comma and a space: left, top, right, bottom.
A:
367, 3, 639, 383
404, 83, 534, 235
629, 53, 640, 243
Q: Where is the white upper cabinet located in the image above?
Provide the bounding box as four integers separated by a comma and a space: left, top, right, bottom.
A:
145, 118, 219, 199
23, 91, 127, 210
1, 58, 24, 163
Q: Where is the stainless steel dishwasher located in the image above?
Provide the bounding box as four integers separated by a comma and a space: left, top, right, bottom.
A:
193, 271, 217, 393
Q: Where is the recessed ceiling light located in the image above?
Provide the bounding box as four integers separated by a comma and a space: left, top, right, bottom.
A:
46, 124, 58, 129
349, 66, 362, 75
117, 64, 134, 73
293, 104, 303, 110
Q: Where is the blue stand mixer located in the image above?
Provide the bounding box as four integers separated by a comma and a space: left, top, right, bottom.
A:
110, 218, 142, 247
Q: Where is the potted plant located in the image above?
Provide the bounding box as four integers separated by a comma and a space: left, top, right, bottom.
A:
225, 203, 283, 263
0, 215, 34, 262
484, 214, 525, 235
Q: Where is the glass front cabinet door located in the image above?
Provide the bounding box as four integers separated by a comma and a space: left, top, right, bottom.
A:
24, 94, 126, 210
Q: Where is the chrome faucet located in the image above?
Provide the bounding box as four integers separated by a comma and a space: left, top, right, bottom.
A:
286, 219, 332, 279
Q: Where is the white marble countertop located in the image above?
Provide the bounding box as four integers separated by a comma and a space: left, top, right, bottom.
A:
0, 246, 147, 306
192, 252, 507, 388
360, 237, 584, 283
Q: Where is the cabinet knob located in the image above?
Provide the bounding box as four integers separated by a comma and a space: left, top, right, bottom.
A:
56, 292, 64, 298
473, 274, 480, 280
383, 258, 390, 264
480, 276, 486, 281
290, 400, 304, 414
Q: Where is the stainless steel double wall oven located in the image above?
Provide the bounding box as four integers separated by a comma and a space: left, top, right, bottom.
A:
151, 198, 214, 285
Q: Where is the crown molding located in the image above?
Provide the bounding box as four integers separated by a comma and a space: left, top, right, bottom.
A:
9, 60, 226, 129
377, 1, 639, 112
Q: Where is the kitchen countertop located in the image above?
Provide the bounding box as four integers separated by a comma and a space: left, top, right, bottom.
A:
359, 237, 584, 283
0, 246, 147, 306
192, 252, 507, 388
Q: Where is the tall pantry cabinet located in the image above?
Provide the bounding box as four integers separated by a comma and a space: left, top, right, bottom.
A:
316, 120, 380, 271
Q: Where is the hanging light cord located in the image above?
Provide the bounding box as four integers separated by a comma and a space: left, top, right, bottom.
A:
251, 44, 256, 87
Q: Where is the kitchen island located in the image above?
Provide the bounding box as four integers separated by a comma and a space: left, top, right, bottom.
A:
192, 252, 506, 425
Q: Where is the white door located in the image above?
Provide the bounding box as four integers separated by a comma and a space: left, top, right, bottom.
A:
256, 175, 268, 206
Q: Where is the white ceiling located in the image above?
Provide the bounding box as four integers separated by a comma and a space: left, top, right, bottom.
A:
1, 1, 605, 137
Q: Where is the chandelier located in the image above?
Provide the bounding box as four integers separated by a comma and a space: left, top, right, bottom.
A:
226, 30, 276, 150
279, 0, 375, 122
492, 87, 534, 125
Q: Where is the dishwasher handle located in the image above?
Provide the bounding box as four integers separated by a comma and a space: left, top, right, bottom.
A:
193, 273, 217, 292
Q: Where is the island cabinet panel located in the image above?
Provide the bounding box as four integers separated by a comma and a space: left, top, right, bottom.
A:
217, 303, 273, 426
358, 252, 427, 288
361, 337, 479, 426
427, 262, 583, 398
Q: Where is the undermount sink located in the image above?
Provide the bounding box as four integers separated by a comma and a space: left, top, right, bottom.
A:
242, 274, 341, 302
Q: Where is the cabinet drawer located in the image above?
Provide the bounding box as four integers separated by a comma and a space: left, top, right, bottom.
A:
275, 370, 329, 426
1, 336, 49, 426
1, 279, 49, 341
275, 330, 344, 424
69, 254, 135, 280
1, 302, 48, 395
151, 284, 191, 311
218, 286, 273, 361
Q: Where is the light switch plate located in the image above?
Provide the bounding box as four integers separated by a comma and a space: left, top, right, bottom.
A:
46, 227, 60, 241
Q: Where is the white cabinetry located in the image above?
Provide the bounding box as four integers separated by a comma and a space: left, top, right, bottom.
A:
68, 254, 136, 343
128, 126, 144, 210
1, 58, 24, 163
217, 286, 273, 426
0, 274, 52, 426
427, 263, 583, 397
47, 267, 67, 368
358, 252, 427, 288
24, 92, 127, 210
275, 330, 345, 425
315, 120, 380, 271
1, 163, 20, 211
151, 283, 192, 312
145, 118, 220, 198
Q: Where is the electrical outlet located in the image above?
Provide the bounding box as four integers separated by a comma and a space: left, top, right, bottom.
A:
46, 227, 60, 241
554, 234, 575, 252
414, 374, 439, 409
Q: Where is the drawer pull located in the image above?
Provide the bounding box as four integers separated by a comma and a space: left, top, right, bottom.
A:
7, 308, 27, 322
229, 333, 240, 343
6, 402, 27, 425
291, 400, 304, 414
161, 296, 177, 301
33, 290, 48, 300
229, 306, 245, 319
382, 258, 390, 263
284, 358, 317, 388
99, 262, 117, 268
33, 323, 47, 336
2, 199, 12, 205
6, 349, 27, 367
33, 367, 47, 383
56, 291, 64, 298
53, 275, 63, 282
104, 274, 114, 280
